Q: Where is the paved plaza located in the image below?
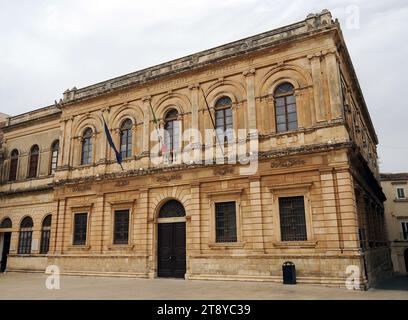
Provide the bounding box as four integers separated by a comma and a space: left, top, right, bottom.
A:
0, 272, 407, 300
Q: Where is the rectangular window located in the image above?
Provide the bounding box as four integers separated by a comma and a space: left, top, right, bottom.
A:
358, 228, 366, 251
73, 213, 88, 245
279, 196, 307, 241
215, 202, 237, 243
402, 222, 408, 240
18, 231, 32, 254
40, 229, 51, 254
397, 187, 406, 199
113, 210, 129, 244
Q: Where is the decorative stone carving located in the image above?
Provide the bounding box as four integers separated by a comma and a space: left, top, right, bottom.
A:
156, 174, 182, 182
115, 180, 130, 187
213, 166, 234, 176
270, 158, 306, 168
72, 184, 92, 192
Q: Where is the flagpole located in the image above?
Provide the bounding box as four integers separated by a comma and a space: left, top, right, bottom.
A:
200, 88, 225, 157
101, 113, 124, 171
148, 99, 166, 157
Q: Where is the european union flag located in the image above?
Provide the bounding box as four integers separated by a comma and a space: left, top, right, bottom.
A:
102, 115, 123, 170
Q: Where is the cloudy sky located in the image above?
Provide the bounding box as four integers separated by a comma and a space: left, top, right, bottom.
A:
0, 0, 407, 172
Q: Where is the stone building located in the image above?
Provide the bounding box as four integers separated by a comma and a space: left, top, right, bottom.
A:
381, 173, 408, 274
0, 10, 391, 288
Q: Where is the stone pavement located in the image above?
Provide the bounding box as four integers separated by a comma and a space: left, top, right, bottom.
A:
0, 272, 407, 300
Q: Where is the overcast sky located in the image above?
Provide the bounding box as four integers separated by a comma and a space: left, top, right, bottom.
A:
0, 0, 407, 172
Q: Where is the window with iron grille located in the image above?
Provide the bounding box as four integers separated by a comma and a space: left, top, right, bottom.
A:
113, 210, 129, 244
40, 215, 52, 254
274, 83, 298, 133
9, 149, 19, 181
18, 216, 34, 254
73, 213, 88, 245
28, 145, 39, 178
279, 196, 307, 241
81, 128, 93, 165
50, 140, 59, 175
120, 119, 133, 159
215, 202, 237, 243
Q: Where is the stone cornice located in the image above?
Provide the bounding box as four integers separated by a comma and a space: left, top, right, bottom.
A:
61, 11, 337, 105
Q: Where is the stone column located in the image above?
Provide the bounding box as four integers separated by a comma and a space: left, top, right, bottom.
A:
189, 84, 199, 133
99, 108, 110, 163
186, 182, 201, 279
324, 49, 343, 119
249, 176, 264, 251
308, 53, 326, 122
61, 117, 73, 167
141, 96, 151, 155
243, 69, 257, 130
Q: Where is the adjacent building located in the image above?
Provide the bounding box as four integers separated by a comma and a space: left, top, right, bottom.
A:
381, 173, 408, 274
0, 10, 391, 288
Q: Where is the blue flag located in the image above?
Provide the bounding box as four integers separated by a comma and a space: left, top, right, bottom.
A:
102, 116, 123, 169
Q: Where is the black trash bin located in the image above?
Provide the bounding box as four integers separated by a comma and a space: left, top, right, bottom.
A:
282, 261, 296, 285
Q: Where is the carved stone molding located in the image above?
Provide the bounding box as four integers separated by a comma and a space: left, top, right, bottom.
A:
270, 158, 306, 168
242, 68, 256, 77
156, 174, 182, 182
213, 166, 234, 176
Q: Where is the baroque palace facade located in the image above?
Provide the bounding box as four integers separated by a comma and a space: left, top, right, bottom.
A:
0, 10, 391, 288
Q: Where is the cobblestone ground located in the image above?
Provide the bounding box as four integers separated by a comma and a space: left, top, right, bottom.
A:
0, 272, 407, 300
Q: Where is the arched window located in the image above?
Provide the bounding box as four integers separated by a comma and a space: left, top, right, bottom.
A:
120, 119, 133, 159
0, 218, 12, 229
18, 217, 33, 254
164, 109, 180, 163
274, 83, 297, 133
215, 96, 233, 143
8, 149, 19, 181
40, 215, 52, 254
81, 128, 93, 165
50, 140, 59, 175
28, 145, 39, 178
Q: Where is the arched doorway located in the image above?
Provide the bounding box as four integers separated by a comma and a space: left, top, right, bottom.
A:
404, 249, 408, 273
157, 200, 186, 278
0, 218, 12, 272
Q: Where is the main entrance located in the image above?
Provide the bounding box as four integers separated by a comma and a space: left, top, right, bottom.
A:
0, 233, 11, 272
157, 200, 186, 278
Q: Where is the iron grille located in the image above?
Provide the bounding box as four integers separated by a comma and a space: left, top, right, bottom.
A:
215, 201, 237, 243
73, 213, 87, 245
114, 210, 129, 244
159, 200, 185, 218
0, 218, 12, 229
279, 196, 307, 241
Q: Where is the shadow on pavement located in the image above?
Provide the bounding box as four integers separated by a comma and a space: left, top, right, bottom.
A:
372, 275, 408, 291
